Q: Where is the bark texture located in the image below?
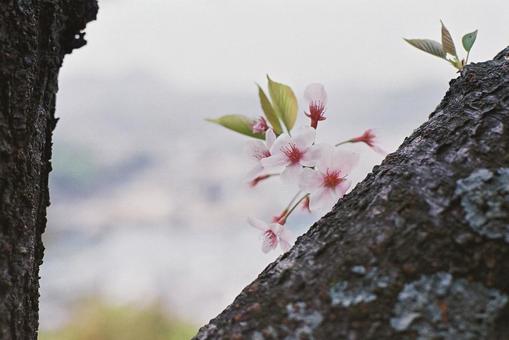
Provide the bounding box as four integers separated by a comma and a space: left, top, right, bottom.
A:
0, 1, 97, 339
196, 49, 509, 339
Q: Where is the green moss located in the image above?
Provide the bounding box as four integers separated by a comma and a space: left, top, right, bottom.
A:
39, 301, 197, 340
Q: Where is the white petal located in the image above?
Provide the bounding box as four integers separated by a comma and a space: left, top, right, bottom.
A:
299, 168, 323, 192
269, 134, 291, 155
244, 140, 269, 161
292, 126, 316, 149
247, 217, 267, 231
300, 147, 321, 167
261, 233, 277, 253
280, 164, 302, 184
245, 164, 264, 181
372, 145, 387, 155
279, 227, 293, 245
304, 83, 328, 106
315, 144, 335, 172
265, 129, 276, 148
279, 238, 291, 252
335, 179, 352, 197
269, 223, 283, 235
309, 188, 336, 212
261, 153, 288, 170
332, 149, 359, 176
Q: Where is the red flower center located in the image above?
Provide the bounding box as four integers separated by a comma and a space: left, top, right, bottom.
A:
282, 143, 303, 164
323, 169, 343, 189
309, 102, 326, 120
355, 130, 375, 147
306, 101, 327, 128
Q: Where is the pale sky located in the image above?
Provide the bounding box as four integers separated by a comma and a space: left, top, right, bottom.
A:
63, 0, 509, 92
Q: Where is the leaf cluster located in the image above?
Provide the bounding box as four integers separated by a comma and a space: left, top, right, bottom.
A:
405, 21, 477, 70
206, 76, 298, 139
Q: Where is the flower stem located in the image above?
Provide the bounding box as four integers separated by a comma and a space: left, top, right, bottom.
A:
284, 190, 302, 211
335, 138, 355, 147
280, 193, 310, 224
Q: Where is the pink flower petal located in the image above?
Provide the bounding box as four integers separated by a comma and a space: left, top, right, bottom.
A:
280, 164, 303, 184
269, 223, 283, 235
265, 129, 276, 148
261, 231, 278, 253
334, 179, 351, 197
315, 144, 335, 172
279, 227, 293, 244
245, 164, 264, 181
292, 126, 316, 149
269, 134, 291, 155
304, 83, 328, 106
261, 153, 288, 170
331, 149, 359, 176
309, 187, 336, 212
262, 238, 276, 253
247, 217, 267, 231
300, 146, 321, 167
299, 168, 323, 192
279, 238, 291, 252
372, 145, 387, 155
245, 140, 269, 162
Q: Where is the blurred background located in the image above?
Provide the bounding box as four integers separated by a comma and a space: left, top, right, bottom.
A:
39, 0, 509, 338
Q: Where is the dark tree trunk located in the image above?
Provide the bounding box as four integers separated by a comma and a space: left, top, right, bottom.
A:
0, 1, 97, 339
195, 49, 509, 339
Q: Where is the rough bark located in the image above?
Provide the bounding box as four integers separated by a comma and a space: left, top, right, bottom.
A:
196, 49, 509, 339
0, 1, 97, 339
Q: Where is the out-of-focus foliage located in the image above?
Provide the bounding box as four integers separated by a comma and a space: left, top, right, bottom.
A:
39, 301, 196, 340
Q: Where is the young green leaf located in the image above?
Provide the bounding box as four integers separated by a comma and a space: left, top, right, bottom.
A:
462, 30, 478, 52
440, 20, 457, 57
257, 85, 282, 135
404, 38, 447, 59
267, 76, 298, 132
206, 114, 264, 139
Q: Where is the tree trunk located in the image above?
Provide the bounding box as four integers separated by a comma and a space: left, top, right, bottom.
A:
195, 49, 509, 339
0, 1, 97, 339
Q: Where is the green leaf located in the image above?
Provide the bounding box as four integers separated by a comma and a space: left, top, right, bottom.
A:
206, 114, 264, 139
267, 76, 298, 132
462, 30, 478, 52
440, 20, 457, 57
257, 85, 282, 135
404, 38, 447, 59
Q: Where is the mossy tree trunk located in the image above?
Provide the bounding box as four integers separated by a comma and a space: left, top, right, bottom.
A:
195, 48, 509, 339
0, 1, 97, 339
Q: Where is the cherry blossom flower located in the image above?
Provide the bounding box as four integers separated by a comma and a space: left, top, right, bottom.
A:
352, 129, 386, 155
261, 126, 320, 183
252, 116, 269, 134
245, 129, 277, 182
304, 83, 327, 129
299, 145, 359, 212
248, 217, 293, 253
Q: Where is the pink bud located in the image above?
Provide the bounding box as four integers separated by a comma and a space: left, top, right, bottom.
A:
252, 116, 269, 134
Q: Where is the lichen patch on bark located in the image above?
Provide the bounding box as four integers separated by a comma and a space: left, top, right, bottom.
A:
391, 272, 508, 339
455, 168, 509, 242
